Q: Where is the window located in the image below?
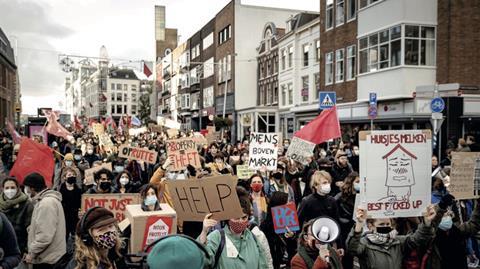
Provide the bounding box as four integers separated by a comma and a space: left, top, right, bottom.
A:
288, 46, 293, 68
123, 84, 128, 91
111, 105, 115, 114
347, 0, 356, 20
218, 25, 231, 45
281, 85, 287, 106
336, 49, 345, 82
260, 64, 265, 79
301, 76, 309, 102
181, 94, 190, 108
131, 93, 137, 102
124, 93, 127, 101
111, 83, 115, 90
131, 84, 137, 91
326, 0, 334, 30
336, 0, 345, 26
203, 86, 214, 107
191, 44, 200, 59
390, 25, 401, 67
191, 92, 200, 109
111, 93, 115, 101
124, 105, 127, 114
316, 40, 320, 62
117, 105, 123, 114
303, 44, 310, 67
346, 45, 356, 80
405, 25, 435, 66
116, 93, 122, 101
314, 73, 320, 99
116, 84, 122, 90
190, 68, 199, 84
131, 105, 137, 114
281, 49, 286, 70
325, 52, 334, 85
267, 84, 272, 104
203, 32, 214, 50
226, 54, 231, 79
203, 57, 214, 78
360, 0, 380, 9
259, 86, 265, 105
267, 60, 271, 76
288, 83, 293, 105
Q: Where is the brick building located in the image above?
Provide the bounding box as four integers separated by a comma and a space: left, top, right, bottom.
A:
0, 28, 17, 128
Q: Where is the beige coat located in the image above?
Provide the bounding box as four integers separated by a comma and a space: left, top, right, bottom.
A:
28, 189, 66, 265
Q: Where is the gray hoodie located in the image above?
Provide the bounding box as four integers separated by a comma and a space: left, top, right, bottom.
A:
27, 189, 66, 265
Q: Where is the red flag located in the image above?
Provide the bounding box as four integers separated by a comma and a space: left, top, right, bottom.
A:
294, 106, 341, 144
10, 138, 55, 187
88, 118, 98, 127
143, 62, 152, 77
45, 111, 73, 141
6, 120, 23, 144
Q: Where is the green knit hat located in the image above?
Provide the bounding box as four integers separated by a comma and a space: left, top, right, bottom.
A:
147, 235, 206, 269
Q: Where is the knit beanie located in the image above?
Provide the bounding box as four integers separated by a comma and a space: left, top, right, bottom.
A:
76, 207, 117, 235
147, 235, 205, 269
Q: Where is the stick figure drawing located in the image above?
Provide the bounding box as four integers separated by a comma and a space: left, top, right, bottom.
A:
382, 144, 417, 202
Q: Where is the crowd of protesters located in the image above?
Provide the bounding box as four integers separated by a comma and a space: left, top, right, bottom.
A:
0, 125, 479, 269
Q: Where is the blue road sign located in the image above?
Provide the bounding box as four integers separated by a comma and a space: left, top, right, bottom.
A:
369, 92, 377, 105
430, 97, 445, 113
319, 92, 336, 110
368, 92, 378, 119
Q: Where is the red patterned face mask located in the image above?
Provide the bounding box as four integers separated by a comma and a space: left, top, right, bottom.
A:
228, 219, 249, 234
250, 183, 263, 193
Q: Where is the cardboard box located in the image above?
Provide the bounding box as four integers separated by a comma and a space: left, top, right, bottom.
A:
126, 204, 177, 254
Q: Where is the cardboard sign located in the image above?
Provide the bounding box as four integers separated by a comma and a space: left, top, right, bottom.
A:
125, 204, 177, 254
166, 128, 179, 138
118, 145, 158, 164
449, 152, 480, 200
84, 162, 112, 185
98, 133, 114, 152
271, 202, 300, 234
236, 165, 255, 179
248, 132, 279, 171
166, 175, 243, 222
286, 137, 316, 165
129, 127, 148, 136
359, 130, 431, 218
81, 193, 142, 221
165, 138, 201, 171
92, 123, 104, 136
149, 124, 163, 133
192, 133, 208, 146
158, 116, 181, 130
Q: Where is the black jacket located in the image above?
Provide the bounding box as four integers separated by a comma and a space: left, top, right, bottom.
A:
330, 162, 353, 195
298, 193, 339, 228
59, 183, 82, 235
0, 212, 21, 269
0, 191, 33, 254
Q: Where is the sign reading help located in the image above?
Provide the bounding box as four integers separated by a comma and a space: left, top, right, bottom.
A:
271, 202, 300, 234
286, 137, 316, 165
248, 132, 279, 171
118, 145, 158, 164
165, 138, 201, 171
142, 216, 174, 250
359, 130, 431, 218
166, 175, 243, 222
81, 193, 142, 221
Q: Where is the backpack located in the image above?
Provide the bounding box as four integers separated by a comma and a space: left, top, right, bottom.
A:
213, 227, 259, 268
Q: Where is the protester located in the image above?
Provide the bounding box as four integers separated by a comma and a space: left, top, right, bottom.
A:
432, 155, 439, 171
348, 145, 359, 173
147, 235, 207, 269
59, 168, 83, 238
0, 211, 21, 269
207, 152, 233, 175
53, 153, 82, 189
264, 163, 295, 202
86, 168, 117, 194
140, 184, 161, 212
23, 172, 66, 268
285, 159, 303, 205
457, 138, 471, 152
83, 143, 100, 167
250, 174, 267, 225
467, 135, 480, 152
0, 177, 33, 255
330, 150, 353, 195
113, 170, 141, 193
67, 207, 127, 269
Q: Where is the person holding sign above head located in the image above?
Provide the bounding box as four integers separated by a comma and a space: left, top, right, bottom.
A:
86, 168, 117, 194
346, 205, 437, 269
264, 162, 295, 203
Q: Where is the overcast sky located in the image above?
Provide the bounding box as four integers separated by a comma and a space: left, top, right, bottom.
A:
0, 0, 319, 115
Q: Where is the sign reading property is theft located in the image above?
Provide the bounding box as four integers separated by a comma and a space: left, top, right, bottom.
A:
248, 132, 279, 171
165, 138, 201, 171
118, 145, 158, 164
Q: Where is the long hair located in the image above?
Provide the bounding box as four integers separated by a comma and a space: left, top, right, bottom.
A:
74, 229, 123, 269
341, 171, 359, 198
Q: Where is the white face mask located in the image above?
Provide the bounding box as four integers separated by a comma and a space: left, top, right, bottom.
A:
24, 186, 32, 197
317, 184, 331, 195
354, 149, 360, 155
65, 160, 73, 167
320, 151, 327, 158
119, 177, 129, 186
4, 189, 17, 200
87, 149, 94, 154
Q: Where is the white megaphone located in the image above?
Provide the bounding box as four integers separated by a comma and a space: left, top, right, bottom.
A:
311, 217, 340, 244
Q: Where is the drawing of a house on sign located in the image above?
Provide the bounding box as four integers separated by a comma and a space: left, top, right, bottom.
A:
382, 144, 417, 202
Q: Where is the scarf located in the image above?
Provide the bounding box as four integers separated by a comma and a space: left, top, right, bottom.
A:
297, 244, 318, 269
0, 191, 28, 211
365, 231, 395, 246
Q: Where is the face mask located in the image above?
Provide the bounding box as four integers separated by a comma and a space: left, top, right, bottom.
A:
114, 166, 124, 173
320, 151, 327, 158
119, 177, 129, 186
93, 230, 118, 249
228, 219, 249, 234
439, 216, 453, 231
251, 183, 263, 193
354, 182, 361, 193
66, 176, 77, 185
65, 160, 73, 167
354, 149, 359, 155
318, 184, 331, 195
74, 155, 82, 161
4, 189, 17, 200
272, 172, 283, 180
87, 149, 94, 154
100, 181, 112, 191
376, 226, 392, 234
24, 186, 32, 197
144, 195, 158, 206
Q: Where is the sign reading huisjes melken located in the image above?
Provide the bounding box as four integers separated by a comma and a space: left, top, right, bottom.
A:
359, 130, 431, 219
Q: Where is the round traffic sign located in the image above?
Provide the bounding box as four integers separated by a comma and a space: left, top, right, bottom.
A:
430, 97, 445, 113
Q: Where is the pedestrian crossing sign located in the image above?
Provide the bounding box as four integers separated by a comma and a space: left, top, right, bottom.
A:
319, 92, 336, 110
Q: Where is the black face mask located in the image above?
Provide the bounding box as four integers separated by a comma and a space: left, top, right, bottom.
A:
66, 176, 77, 185
100, 181, 112, 191
272, 172, 283, 180
376, 226, 392, 234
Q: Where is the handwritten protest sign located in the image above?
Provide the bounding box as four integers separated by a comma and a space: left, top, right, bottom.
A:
286, 137, 316, 165
166, 175, 242, 222
248, 132, 279, 171
148, 124, 163, 133
92, 123, 104, 136
449, 152, 480, 200
192, 133, 208, 146
359, 130, 431, 218
118, 145, 158, 164
237, 165, 255, 179
129, 127, 148, 136
271, 202, 300, 234
98, 133, 114, 152
166, 128, 179, 138
81, 193, 141, 221
165, 138, 201, 171
84, 162, 112, 185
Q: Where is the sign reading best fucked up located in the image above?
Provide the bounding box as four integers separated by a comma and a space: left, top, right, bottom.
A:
118, 145, 158, 164
248, 132, 279, 171
359, 130, 431, 218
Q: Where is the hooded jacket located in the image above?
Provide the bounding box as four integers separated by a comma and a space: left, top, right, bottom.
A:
0, 190, 33, 253
27, 189, 66, 265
